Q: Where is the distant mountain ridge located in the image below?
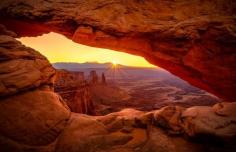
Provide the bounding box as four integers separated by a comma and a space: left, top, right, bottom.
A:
53, 62, 120, 69
52, 62, 171, 80
52, 62, 156, 70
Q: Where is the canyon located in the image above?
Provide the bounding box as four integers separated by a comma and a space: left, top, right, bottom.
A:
0, 0, 236, 152
53, 63, 220, 115
54, 68, 130, 115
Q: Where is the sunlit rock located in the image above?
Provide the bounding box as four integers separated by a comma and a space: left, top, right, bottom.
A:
182, 102, 236, 139
0, 89, 70, 146
154, 106, 185, 135
0, 27, 55, 96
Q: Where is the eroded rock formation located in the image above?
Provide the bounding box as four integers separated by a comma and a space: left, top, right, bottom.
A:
54, 70, 95, 114
89, 70, 99, 84
101, 72, 106, 84
0, 26, 55, 97
0, 0, 235, 100
0, 26, 70, 151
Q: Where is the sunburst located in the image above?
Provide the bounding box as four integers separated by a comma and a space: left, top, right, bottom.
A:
112, 61, 118, 69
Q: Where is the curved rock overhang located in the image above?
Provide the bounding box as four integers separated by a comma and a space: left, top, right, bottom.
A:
0, 0, 236, 100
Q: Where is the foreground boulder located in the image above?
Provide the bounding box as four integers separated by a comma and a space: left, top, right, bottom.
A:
0, 90, 70, 146
150, 102, 236, 142
182, 102, 236, 140
153, 106, 185, 135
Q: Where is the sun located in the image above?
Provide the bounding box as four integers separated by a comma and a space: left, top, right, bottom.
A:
112, 61, 118, 69
112, 61, 117, 66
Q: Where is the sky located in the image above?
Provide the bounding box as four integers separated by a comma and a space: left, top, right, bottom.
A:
18, 32, 156, 67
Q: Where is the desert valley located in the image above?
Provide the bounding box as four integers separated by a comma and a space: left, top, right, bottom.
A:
53, 62, 221, 115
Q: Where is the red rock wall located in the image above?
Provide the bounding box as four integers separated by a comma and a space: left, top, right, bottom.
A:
0, 25, 70, 150
54, 70, 95, 115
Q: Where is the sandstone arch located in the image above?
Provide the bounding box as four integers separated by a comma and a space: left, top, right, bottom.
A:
1, 1, 236, 152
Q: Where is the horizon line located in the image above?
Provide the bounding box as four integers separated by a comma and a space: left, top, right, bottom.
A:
52, 61, 159, 69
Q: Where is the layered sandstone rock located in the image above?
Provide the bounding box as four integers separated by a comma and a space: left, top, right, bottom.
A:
0, 27, 55, 97
0, 90, 70, 146
0, 0, 235, 100
182, 102, 236, 139
153, 106, 185, 135
55, 70, 95, 114
0, 26, 70, 152
151, 103, 236, 141
55, 70, 85, 86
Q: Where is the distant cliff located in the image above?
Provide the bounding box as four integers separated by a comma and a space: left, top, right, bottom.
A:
54, 70, 95, 115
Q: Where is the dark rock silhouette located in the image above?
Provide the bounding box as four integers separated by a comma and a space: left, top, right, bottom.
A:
101, 72, 106, 84
89, 70, 99, 84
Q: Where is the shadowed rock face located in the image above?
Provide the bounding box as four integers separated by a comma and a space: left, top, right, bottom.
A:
0, 0, 235, 100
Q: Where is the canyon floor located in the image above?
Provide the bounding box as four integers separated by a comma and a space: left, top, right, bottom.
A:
54, 63, 221, 115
